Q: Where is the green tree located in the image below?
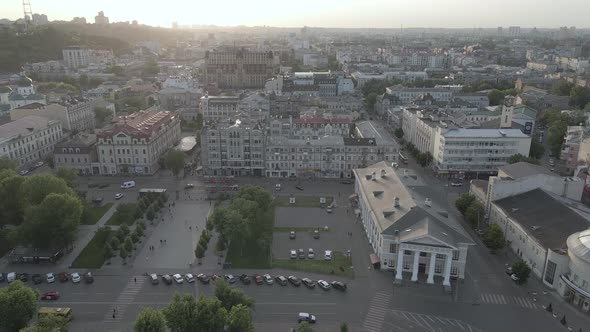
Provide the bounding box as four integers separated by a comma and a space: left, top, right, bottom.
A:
547, 120, 568, 157
78, 73, 89, 90
512, 260, 531, 284
216, 237, 226, 252
508, 153, 540, 165
297, 321, 315, 332
465, 200, 485, 229
55, 167, 79, 188
146, 206, 155, 221
455, 193, 476, 215
134, 307, 167, 332
104, 244, 113, 259
0, 281, 38, 332
163, 293, 199, 332
142, 60, 160, 77
550, 80, 574, 96
124, 237, 133, 252
20, 315, 68, 332
94, 106, 113, 125
529, 139, 545, 159
19, 193, 83, 249
366, 92, 378, 112
569, 86, 590, 109
165, 150, 185, 177
119, 247, 128, 261
21, 174, 75, 205
194, 295, 228, 332
340, 322, 349, 332
214, 279, 254, 311
0, 175, 26, 226
110, 236, 121, 250
394, 128, 404, 139
0, 157, 17, 171
227, 304, 254, 332
195, 244, 205, 264
483, 224, 505, 252
487, 89, 505, 106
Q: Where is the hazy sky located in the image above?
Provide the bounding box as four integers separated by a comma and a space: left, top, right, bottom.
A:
1, 0, 589, 28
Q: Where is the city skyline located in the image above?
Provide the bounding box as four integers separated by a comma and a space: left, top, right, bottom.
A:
1, 0, 590, 29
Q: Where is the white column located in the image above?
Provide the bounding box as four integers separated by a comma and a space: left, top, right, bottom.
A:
427, 253, 436, 284
443, 253, 452, 286
411, 250, 420, 282
395, 249, 404, 281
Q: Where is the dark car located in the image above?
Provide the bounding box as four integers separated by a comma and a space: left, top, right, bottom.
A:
302, 278, 316, 288
313, 230, 320, 239
41, 291, 60, 300
239, 274, 251, 285
0, 273, 4, 283
197, 273, 210, 284
84, 272, 94, 284
92, 197, 104, 203
287, 276, 301, 287
340, 179, 352, 184
254, 275, 263, 285
296, 185, 304, 191
58, 272, 69, 283
298, 248, 305, 259
32, 274, 43, 284
275, 275, 288, 286
18, 273, 29, 282
331, 281, 347, 291
184, 184, 194, 189
162, 274, 173, 285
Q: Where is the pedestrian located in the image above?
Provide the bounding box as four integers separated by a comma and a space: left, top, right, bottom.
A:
113, 308, 116, 313
112, 313, 116, 319
189, 226, 192, 230
160, 239, 162, 244
134, 277, 137, 283
164, 239, 167, 244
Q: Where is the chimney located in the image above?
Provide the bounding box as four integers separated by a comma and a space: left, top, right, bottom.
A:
394, 197, 400, 208
371, 171, 376, 181
381, 169, 386, 177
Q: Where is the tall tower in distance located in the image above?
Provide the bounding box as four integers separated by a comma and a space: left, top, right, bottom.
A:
22, 0, 33, 31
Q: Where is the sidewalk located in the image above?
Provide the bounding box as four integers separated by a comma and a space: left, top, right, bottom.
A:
57, 203, 118, 269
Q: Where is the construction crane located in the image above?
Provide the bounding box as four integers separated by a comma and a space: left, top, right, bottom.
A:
22, 0, 33, 31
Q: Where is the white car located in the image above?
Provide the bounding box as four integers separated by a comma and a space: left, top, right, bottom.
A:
275, 183, 281, 191
46, 273, 55, 283
184, 274, 195, 283
19, 170, 29, 176
263, 274, 274, 285
308, 248, 315, 259
71, 272, 81, 283
224, 274, 236, 283
290, 249, 297, 259
318, 280, 331, 290
173, 274, 184, 284
35, 161, 44, 168
324, 250, 332, 261
114, 193, 124, 200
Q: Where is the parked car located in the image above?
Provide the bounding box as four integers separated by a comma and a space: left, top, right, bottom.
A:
92, 197, 104, 204
324, 250, 332, 260
121, 181, 136, 189
7, 272, 16, 283
19, 170, 29, 176
254, 275, 263, 285
46, 273, 55, 284
0, 273, 4, 283
313, 230, 320, 239
32, 274, 43, 284
275, 183, 281, 191
340, 179, 352, 184
58, 272, 69, 283
289, 231, 296, 239
263, 274, 274, 285
71, 273, 81, 283
296, 185, 304, 191
331, 281, 347, 291
185, 274, 195, 283
302, 278, 316, 288
287, 276, 301, 286
298, 248, 305, 259
150, 274, 159, 285
318, 280, 331, 290
290, 249, 297, 259
184, 184, 194, 189
41, 291, 60, 300
308, 248, 315, 259
35, 161, 44, 168
224, 274, 236, 284
84, 272, 94, 284
18, 273, 29, 282
239, 274, 251, 285
114, 193, 124, 200
298, 312, 316, 324
450, 182, 463, 187
275, 275, 288, 286
326, 205, 333, 213
510, 274, 520, 282
289, 175, 297, 181
173, 274, 184, 284
196, 274, 210, 284
162, 274, 173, 285
505, 267, 514, 275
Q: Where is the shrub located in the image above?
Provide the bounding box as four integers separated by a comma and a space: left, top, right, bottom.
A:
110, 237, 120, 250
131, 233, 139, 243
124, 237, 133, 252
216, 237, 226, 251
120, 224, 130, 235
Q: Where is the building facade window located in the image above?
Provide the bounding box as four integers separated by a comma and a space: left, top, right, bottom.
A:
544, 260, 557, 285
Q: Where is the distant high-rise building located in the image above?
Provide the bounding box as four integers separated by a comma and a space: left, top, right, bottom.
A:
497, 27, 503, 36
204, 48, 275, 89
508, 26, 521, 38
32, 13, 48, 25
94, 11, 109, 25
72, 17, 86, 24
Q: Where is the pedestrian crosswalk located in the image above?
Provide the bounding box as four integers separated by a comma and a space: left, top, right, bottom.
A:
362, 292, 391, 332
103, 275, 147, 322
390, 309, 484, 332
480, 292, 538, 309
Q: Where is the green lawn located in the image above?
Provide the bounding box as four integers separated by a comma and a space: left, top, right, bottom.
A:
106, 203, 138, 225
225, 205, 275, 268
71, 228, 112, 268
81, 203, 113, 225
272, 252, 354, 278
274, 196, 334, 208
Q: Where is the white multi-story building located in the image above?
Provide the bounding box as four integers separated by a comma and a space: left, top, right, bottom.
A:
96, 110, 181, 175
53, 134, 98, 175
0, 116, 63, 168
11, 98, 99, 132
351, 71, 428, 89
200, 95, 240, 123
432, 128, 531, 177
62, 47, 114, 69
386, 86, 453, 105
354, 161, 472, 286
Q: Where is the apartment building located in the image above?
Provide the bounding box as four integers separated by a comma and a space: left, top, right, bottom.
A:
62, 47, 114, 69
96, 110, 181, 175
0, 116, 63, 168
200, 95, 240, 122
560, 126, 584, 175
432, 128, 531, 177
386, 85, 453, 105
200, 119, 266, 177
204, 48, 274, 89
11, 98, 99, 132
53, 134, 99, 175
270, 72, 354, 97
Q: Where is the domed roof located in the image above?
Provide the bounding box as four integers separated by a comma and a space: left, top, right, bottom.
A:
17, 74, 33, 87
567, 229, 590, 263
0, 86, 12, 93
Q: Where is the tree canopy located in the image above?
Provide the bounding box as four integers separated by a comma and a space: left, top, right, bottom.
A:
21, 174, 75, 206
512, 260, 531, 284
165, 150, 185, 177
134, 307, 167, 332
20, 315, 68, 332
214, 279, 254, 311
483, 224, 505, 252
55, 167, 79, 188
0, 157, 17, 171
508, 153, 540, 165
227, 304, 255, 332
0, 281, 38, 332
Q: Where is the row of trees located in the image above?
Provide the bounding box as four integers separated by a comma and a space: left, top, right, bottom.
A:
165, 150, 186, 177
541, 109, 588, 157
209, 186, 272, 257
551, 80, 590, 109
133, 280, 254, 332
194, 229, 212, 264
404, 143, 433, 167
455, 194, 505, 253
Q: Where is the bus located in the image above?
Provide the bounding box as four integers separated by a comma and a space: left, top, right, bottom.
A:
398, 152, 408, 164
38, 307, 73, 321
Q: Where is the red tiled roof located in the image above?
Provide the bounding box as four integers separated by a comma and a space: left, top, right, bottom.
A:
98, 110, 176, 139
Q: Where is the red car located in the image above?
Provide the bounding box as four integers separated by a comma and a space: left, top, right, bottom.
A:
41, 291, 60, 300
58, 272, 69, 283
254, 275, 264, 285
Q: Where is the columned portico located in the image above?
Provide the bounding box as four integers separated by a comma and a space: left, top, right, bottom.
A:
443, 253, 452, 286
395, 249, 403, 281
411, 251, 420, 281
427, 253, 436, 284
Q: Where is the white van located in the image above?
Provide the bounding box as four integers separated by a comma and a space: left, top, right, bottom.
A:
7, 272, 16, 283
324, 250, 332, 261
121, 181, 136, 189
